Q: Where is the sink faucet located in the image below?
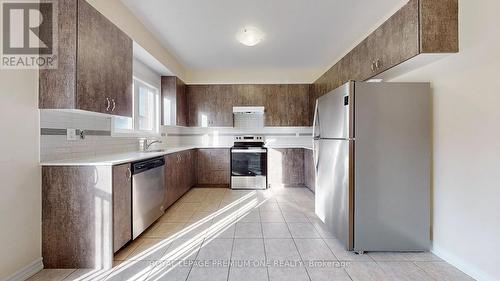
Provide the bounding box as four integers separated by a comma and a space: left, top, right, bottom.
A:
142, 139, 163, 151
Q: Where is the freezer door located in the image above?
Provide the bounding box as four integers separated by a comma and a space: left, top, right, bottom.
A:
315, 139, 354, 249
316, 82, 353, 139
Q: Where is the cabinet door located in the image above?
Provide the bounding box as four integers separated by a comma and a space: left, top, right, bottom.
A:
161, 76, 176, 126
196, 149, 210, 185
197, 149, 230, 186
176, 79, 188, 126
189, 150, 197, 188
110, 31, 133, 117
187, 85, 203, 127
264, 85, 288, 126
77, 0, 132, 117
39, 0, 77, 109
349, 38, 374, 82
209, 148, 229, 186
204, 85, 232, 127
183, 150, 195, 192
268, 149, 305, 188
372, 0, 419, 75
178, 152, 188, 197
112, 163, 132, 253
215, 86, 234, 127
284, 85, 310, 126
164, 154, 177, 208
187, 85, 233, 127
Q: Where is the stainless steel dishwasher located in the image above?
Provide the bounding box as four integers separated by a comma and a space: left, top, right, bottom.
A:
132, 156, 165, 239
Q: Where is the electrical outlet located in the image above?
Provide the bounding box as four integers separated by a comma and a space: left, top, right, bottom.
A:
67, 128, 78, 141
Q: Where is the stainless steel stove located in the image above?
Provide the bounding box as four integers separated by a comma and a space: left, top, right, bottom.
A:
230, 136, 268, 190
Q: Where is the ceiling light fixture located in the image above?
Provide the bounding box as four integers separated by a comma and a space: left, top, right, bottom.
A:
236, 26, 264, 47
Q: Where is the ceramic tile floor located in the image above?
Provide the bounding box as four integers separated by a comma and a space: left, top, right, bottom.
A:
29, 187, 476, 281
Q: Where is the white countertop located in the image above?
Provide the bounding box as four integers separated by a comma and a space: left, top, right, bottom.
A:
40, 145, 312, 166
268, 145, 313, 150
39, 146, 197, 166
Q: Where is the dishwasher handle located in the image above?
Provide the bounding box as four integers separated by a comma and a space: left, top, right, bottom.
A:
132, 157, 165, 174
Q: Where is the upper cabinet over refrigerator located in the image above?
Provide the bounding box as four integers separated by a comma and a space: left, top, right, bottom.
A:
313, 82, 354, 140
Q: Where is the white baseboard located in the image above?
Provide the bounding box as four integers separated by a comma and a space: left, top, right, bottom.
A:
432, 246, 497, 281
1, 258, 43, 281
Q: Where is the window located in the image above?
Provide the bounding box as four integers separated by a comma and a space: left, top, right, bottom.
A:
113, 77, 160, 135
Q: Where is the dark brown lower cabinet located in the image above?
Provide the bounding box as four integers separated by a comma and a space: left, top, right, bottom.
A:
196, 149, 230, 187
304, 149, 315, 192
164, 153, 177, 208
164, 150, 197, 209
268, 148, 305, 188
42, 165, 114, 269
186, 150, 197, 190
112, 163, 132, 253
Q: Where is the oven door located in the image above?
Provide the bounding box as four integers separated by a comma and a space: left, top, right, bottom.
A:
231, 148, 267, 189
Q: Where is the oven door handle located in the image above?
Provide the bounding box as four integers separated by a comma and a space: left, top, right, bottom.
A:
231, 149, 267, 153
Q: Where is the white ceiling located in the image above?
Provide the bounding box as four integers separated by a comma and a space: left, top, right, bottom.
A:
121, 0, 407, 82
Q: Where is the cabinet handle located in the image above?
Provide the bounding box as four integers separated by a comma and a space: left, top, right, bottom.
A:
111, 99, 116, 112
106, 98, 111, 111
126, 168, 132, 180
375, 59, 381, 70
371, 61, 375, 72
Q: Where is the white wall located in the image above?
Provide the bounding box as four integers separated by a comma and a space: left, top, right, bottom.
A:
390, 1, 500, 280
0, 70, 41, 279
0, 1, 171, 279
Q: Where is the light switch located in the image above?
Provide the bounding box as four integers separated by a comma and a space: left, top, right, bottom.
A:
67, 128, 78, 141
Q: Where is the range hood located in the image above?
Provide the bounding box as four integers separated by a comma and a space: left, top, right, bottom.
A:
233, 106, 265, 128
233, 106, 265, 114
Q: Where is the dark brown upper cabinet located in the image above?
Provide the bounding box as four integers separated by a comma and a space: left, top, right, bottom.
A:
39, 0, 133, 117
160, 76, 188, 126
368, 0, 420, 77
186, 85, 233, 127
310, 0, 458, 123
186, 84, 310, 127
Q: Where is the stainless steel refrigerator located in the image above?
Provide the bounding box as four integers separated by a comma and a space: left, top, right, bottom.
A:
313, 81, 431, 252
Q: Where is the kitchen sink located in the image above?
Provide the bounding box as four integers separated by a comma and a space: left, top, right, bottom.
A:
144, 149, 165, 153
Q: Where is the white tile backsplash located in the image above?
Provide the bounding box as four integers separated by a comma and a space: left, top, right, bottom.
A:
163, 126, 313, 148
40, 110, 164, 161
40, 109, 112, 131
40, 110, 313, 162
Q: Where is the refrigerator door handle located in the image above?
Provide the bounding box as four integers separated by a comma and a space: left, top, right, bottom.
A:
312, 99, 321, 139
313, 141, 320, 171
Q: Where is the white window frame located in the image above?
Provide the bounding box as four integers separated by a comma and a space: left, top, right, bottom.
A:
112, 77, 160, 137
